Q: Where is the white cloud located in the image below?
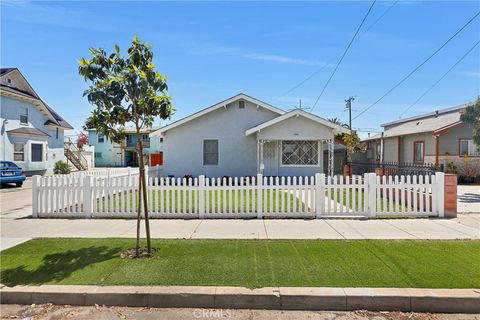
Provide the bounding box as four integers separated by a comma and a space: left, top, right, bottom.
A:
243, 53, 329, 67
458, 71, 480, 78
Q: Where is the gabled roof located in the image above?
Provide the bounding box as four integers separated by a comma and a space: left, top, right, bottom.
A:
7, 127, 50, 137
0, 68, 16, 76
245, 109, 350, 136
381, 103, 468, 128
0, 68, 73, 129
362, 102, 468, 141
152, 93, 284, 136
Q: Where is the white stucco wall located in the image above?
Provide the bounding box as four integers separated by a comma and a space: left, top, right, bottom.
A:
162, 100, 280, 178
256, 116, 334, 141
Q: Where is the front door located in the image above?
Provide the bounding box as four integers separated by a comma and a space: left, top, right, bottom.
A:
262, 141, 278, 176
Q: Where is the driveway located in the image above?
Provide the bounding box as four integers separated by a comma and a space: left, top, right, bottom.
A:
0, 177, 32, 219
457, 185, 480, 213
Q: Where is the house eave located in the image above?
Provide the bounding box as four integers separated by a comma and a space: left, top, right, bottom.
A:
152, 93, 285, 136
245, 109, 350, 137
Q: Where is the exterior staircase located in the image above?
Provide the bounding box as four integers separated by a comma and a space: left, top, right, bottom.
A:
64, 141, 88, 171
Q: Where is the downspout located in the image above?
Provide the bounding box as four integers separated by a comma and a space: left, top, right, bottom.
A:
435, 134, 439, 166
397, 136, 401, 163
2, 119, 8, 161
380, 132, 384, 163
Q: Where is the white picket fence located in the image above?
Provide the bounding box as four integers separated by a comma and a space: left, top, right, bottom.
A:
69, 167, 140, 179
32, 172, 445, 219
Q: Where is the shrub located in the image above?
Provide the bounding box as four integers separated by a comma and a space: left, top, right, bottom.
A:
54, 160, 70, 174
445, 162, 458, 174
457, 156, 480, 183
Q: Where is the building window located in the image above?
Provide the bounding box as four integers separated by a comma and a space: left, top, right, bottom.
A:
413, 141, 424, 163
142, 134, 149, 142
20, 107, 28, 124
13, 143, 24, 161
460, 139, 480, 156
281, 140, 319, 166
98, 133, 105, 143
31, 144, 43, 162
56, 128, 59, 139
203, 139, 219, 166
95, 152, 103, 158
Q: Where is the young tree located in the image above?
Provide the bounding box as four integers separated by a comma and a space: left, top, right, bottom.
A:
460, 98, 480, 145
78, 36, 174, 256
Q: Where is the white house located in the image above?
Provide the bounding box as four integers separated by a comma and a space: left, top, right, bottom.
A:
0, 68, 73, 175
151, 93, 349, 178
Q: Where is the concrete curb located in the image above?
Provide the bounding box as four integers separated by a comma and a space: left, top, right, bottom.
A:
1, 285, 479, 313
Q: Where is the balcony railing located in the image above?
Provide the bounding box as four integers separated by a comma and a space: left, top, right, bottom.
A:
125, 140, 150, 148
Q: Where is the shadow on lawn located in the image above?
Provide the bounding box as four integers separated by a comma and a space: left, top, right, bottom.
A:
1, 246, 120, 286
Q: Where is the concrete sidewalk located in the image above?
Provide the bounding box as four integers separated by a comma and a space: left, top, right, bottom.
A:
1, 215, 479, 251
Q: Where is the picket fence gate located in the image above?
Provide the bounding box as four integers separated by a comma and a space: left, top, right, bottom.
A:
32, 172, 445, 219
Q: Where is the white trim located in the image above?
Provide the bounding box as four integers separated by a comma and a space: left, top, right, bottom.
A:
30, 142, 44, 162
151, 94, 285, 136
279, 140, 321, 167
202, 138, 220, 167
245, 109, 350, 136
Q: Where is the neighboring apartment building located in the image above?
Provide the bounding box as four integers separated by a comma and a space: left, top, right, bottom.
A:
363, 102, 479, 167
0, 68, 73, 175
87, 127, 163, 167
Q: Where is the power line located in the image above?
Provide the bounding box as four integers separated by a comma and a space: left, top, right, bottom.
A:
399, 39, 480, 118
353, 11, 480, 120
310, 0, 377, 112
364, 1, 398, 33
276, 0, 397, 102
276, 65, 329, 98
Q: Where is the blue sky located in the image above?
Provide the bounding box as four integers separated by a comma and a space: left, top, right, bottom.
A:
1, 1, 479, 138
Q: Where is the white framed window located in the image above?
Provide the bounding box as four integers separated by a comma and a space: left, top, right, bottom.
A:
413, 141, 424, 163
95, 152, 103, 158
31, 143, 43, 162
141, 134, 149, 142
203, 139, 219, 166
97, 133, 105, 143
20, 107, 28, 124
459, 139, 480, 156
13, 143, 24, 161
281, 140, 319, 166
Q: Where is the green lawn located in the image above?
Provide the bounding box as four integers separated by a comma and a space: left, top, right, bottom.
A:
1, 239, 479, 288
97, 190, 306, 213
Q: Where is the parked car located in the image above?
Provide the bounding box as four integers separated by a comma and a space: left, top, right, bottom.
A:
0, 161, 26, 187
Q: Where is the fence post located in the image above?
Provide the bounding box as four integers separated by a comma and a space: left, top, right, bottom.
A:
256, 174, 263, 219
198, 175, 205, 219
127, 166, 132, 179
145, 165, 149, 186
84, 176, 93, 218
32, 175, 40, 218
435, 172, 446, 218
367, 172, 377, 218
315, 173, 325, 218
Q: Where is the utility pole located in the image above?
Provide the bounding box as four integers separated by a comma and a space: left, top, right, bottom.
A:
345, 97, 355, 132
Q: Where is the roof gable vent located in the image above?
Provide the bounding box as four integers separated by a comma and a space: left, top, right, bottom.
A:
239, 100, 245, 109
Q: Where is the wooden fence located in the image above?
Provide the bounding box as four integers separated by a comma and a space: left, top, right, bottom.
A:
32, 172, 445, 219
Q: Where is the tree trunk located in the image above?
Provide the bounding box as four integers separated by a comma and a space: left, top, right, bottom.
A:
135, 165, 142, 257
138, 140, 152, 254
